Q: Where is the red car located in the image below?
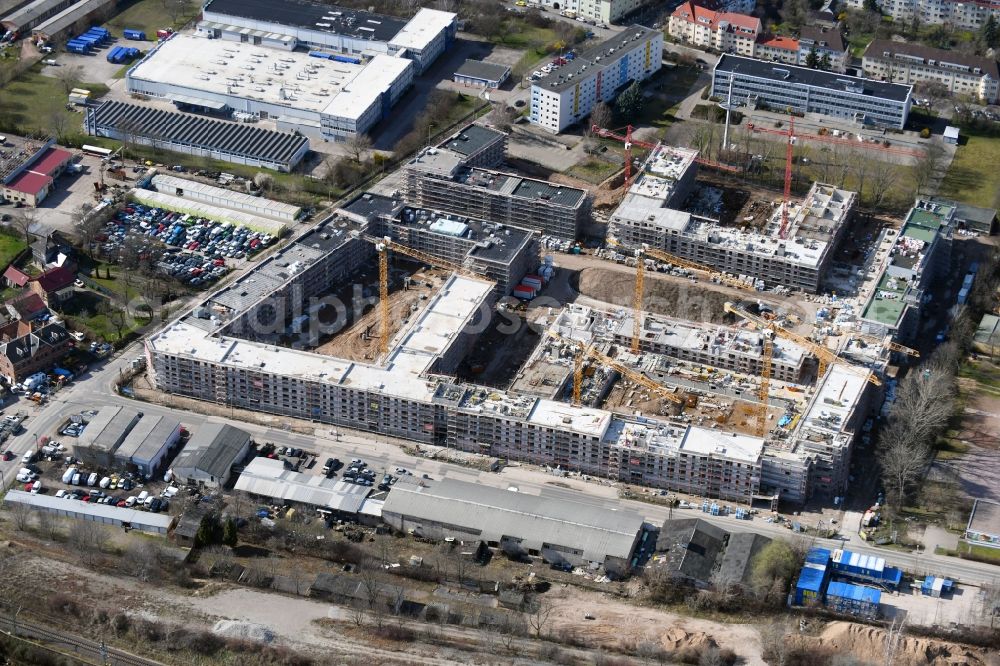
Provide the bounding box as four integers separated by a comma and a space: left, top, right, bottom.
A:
1, 450, 13, 461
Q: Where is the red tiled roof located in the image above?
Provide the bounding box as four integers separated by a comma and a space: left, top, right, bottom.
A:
6, 170, 52, 197
760, 35, 800, 51
671, 2, 760, 33
7, 292, 46, 317
35, 266, 74, 293
28, 147, 73, 176
3, 266, 30, 287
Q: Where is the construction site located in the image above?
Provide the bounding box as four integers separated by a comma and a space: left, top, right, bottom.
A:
145, 121, 934, 508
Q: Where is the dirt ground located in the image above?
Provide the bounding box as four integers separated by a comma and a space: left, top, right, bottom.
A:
313, 266, 446, 362
544, 585, 766, 665
574, 266, 805, 324
795, 621, 993, 666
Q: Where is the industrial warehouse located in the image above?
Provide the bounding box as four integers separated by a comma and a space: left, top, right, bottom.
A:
84, 101, 311, 172
126, 34, 416, 140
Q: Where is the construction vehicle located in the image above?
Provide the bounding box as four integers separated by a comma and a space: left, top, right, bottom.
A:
724, 301, 881, 387
545, 329, 683, 405
590, 124, 740, 190
361, 235, 482, 360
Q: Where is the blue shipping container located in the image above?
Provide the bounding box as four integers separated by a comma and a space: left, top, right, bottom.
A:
123, 29, 146, 40
794, 565, 826, 606
826, 581, 881, 605
332, 54, 361, 64
106, 46, 123, 62
308, 51, 331, 59
805, 547, 831, 566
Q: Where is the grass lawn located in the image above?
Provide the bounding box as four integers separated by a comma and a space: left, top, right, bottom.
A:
0, 235, 26, 270
105, 0, 200, 40
939, 132, 1000, 210
0, 65, 109, 138
632, 66, 698, 136
566, 157, 619, 184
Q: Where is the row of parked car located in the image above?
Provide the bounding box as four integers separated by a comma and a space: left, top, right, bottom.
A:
157, 252, 228, 287
60, 466, 136, 491
54, 488, 171, 513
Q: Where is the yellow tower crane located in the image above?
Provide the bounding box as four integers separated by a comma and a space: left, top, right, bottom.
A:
853, 333, 920, 358
546, 329, 684, 405
363, 235, 483, 360
724, 302, 882, 387
606, 238, 758, 353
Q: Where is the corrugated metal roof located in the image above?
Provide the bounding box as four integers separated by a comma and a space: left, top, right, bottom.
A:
233, 457, 371, 514
173, 422, 250, 480
382, 477, 643, 562
78, 405, 141, 453
114, 413, 181, 465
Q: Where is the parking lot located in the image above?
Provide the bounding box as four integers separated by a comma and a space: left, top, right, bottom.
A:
101, 202, 278, 288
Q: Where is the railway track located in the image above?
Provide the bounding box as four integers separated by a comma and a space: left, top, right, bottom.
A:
0, 615, 164, 666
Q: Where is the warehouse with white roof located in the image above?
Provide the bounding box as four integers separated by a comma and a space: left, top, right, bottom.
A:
199, 0, 455, 73
126, 34, 414, 140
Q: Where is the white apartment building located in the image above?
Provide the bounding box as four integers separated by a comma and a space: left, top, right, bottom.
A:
668, 2, 760, 56
530, 25, 662, 133
862, 40, 999, 104
526, 0, 647, 24
847, 0, 1000, 30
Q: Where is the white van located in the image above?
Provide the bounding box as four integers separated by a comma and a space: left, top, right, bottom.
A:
21, 450, 34, 464
71, 472, 81, 485
125, 496, 137, 507
62, 467, 78, 484
86, 472, 98, 486
99, 476, 111, 489
30, 480, 40, 494
136, 490, 149, 503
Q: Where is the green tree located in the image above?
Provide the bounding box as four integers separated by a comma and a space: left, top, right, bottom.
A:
805, 45, 820, 69
615, 81, 644, 122
222, 518, 238, 547
819, 53, 832, 70
750, 539, 802, 604
195, 513, 224, 547
981, 14, 1000, 50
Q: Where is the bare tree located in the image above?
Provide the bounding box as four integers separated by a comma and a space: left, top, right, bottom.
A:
35, 510, 59, 540
758, 620, 793, 666
866, 158, 900, 211
877, 420, 932, 509
253, 172, 275, 194
359, 560, 386, 629
345, 133, 373, 163
11, 209, 37, 244
912, 142, 945, 197
7, 502, 31, 531
525, 595, 554, 638
161, 0, 193, 25
68, 521, 109, 564
488, 105, 517, 133
589, 102, 613, 132
54, 64, 83, 94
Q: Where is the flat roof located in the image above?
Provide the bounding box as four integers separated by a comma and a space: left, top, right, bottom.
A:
341, 191, 404, 221
3, 489, 174, 531
389, 7, 455, 51
680, 428, 764, 463
203, 0, 406, 42
534, 25, 659, 93
715, 54, 912, 103
968, 498, 1000, 537
89, 101, 308, 168
527, 399, 613, 437
800, 364, 867, 434
151, 273, 494, 402
383, 477, 644, 562
394, 206, 535, 264
234, 457, 373, 514
129, 35, 412, 122
454, 59, 510, 82
131, 189, 287, 235
437, 123, 505, 158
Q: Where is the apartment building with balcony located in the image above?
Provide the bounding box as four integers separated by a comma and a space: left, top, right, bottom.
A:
846, 0, 1000, 31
